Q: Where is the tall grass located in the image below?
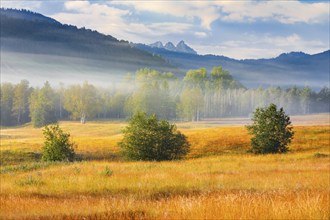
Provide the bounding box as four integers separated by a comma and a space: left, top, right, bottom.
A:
0, 117, 329, 219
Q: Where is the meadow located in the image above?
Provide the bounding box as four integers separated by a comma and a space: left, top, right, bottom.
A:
0, 114, 329, 219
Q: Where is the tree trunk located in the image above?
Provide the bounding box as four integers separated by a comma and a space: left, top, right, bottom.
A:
80, 114, 86, 124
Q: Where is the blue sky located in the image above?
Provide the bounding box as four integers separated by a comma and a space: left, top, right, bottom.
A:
1, 0, 329, 59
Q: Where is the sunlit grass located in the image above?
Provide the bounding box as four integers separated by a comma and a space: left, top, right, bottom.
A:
1, 155, 329, 219
0, 115, 329, 219
1, 120, 329, 164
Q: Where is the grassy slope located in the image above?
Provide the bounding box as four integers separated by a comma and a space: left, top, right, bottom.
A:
0, 116, 329, 219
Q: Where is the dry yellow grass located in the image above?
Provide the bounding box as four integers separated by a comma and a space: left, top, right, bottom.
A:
1, 190, 328, 219
0, 115, 329, 219
1, 155, 329, 219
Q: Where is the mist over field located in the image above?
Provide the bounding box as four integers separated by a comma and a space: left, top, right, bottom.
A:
1, 8, 329, 90
0, 51, 126, 86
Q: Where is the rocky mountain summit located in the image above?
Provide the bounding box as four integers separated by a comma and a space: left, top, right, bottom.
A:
149, 40, 197, 54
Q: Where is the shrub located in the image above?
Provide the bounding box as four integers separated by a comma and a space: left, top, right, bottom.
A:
42, 124, 76, 162
246, 103, 294, 154
101, 166, 113, 176
119, 112, 190, 161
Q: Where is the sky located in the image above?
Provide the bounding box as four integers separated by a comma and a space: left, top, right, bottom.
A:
1, 0, 329, 59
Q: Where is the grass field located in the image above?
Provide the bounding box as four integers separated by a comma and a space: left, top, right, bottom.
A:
0, 115, 329, 219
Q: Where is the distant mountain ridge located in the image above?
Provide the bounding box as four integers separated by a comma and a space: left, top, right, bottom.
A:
135, 42, 329, 88
1, 8, 329, 89
149, 40, 197, 54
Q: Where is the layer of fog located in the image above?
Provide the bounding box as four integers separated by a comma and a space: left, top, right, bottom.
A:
1, 51, 328, 91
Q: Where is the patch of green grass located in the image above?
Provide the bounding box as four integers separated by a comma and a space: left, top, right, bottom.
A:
101, 166, 113, 177
313, 152, 329, 158
0, 150, 41, 166
16, 175, 44, 186
0, 161, 68, 174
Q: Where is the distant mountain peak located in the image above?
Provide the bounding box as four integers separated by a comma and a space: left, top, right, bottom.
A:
149, 41, 163, 48
176, 40, 197, 54
148, 40, 197, 54
276, 51, 310, 60
164, 42, 176, 51
177, 40, 186, 46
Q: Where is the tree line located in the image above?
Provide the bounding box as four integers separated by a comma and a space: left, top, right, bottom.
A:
1, 67, 329, 127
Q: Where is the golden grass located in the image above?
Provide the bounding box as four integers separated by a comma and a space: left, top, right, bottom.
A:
1, 121, 329, 163
1, 190, 328, 219
0, 115, 329, 219
1, 155, 329, 219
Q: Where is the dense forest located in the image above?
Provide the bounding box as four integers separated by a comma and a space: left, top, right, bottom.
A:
1, 67, 329, 127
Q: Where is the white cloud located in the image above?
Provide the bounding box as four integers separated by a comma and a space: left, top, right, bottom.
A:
10, 0, 326, 59
111, 1, 220, 29
52, 1, 129, 39
51, 1, 193, 42
113, 0, 329, 28
194, 32, 208, 38
194, 34, 328, 59
0, 0, 41, 10
216, 1, 329, 24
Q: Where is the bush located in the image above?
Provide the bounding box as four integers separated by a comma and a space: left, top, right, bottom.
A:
101, 166, 113, 176
246, 103, 294, 154
119, 112, 190, 161
42, 124, 76, 162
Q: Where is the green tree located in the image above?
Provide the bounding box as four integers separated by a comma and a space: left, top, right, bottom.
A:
29, 81, 57, 128
177, 87, 204, 121
315, 87, 330, 113
109, 92, 127, 118
64, 81, 99, 123
300, 86, 311, 115
247, 103, 294, 154
125, 69, 176, 119
42, 124, 75, 162
119, 112, 190, 161
0, 83, 14, 126
12, 80, 31, 125
210, 66, 243, 90
183, 68, 207, 88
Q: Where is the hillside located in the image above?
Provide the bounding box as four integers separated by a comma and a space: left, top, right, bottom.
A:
135, 43, 330, 89
1, 8, 329, 89
0, 8, 178, 85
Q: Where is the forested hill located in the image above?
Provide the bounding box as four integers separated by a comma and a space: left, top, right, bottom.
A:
0, 8, 178, 84
1, 8, 329, 89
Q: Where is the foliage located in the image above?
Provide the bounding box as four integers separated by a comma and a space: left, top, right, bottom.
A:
12, 80, 31, 125
42, 124, 76, 162
177, 87, 204, 121
64, 81, 99, 123
184, 68, 207, 88
119, 112, 190, 161
1, 68, 330, 127
125, 69, 176, 119
247, 103, 294, 154
0, 82, 14, 126
29, 81, 57, 127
